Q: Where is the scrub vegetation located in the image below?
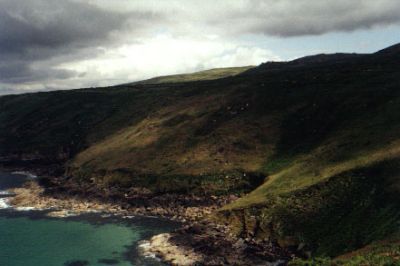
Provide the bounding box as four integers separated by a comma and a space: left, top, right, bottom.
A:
1, 44, 400, 263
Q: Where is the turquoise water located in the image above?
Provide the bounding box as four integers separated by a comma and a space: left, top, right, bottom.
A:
0, 172, 177, 266
0, 213, 175, 266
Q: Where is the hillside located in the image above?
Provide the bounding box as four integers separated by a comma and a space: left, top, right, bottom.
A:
1, 43, 400, 262
126, 66, 253, 85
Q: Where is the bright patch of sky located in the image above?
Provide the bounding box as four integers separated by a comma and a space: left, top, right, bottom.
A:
244, 24, 400, 60
0, 0, 399, 94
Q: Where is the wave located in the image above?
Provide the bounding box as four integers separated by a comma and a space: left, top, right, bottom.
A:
0, 198, 10, 209
11, 171, 37, 179
122, 215, 136, 219
0, 190, 13, 196
138, 240, 158, 259
15, 206, 36, 211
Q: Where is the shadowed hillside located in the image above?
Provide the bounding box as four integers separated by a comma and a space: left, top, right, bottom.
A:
1, 43, 400, 261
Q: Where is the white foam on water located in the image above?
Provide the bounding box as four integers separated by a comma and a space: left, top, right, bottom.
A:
138, 240, 159, 259
46, 210, 79, 218
138, 241, 150, 248
85, 209, 101, 214
62, 212, 79, 217
0, 198, 10, 209
11, 171, 37, 179
143, 253, 157, 259
0, 190, 12, 196
15, 206, 36, 211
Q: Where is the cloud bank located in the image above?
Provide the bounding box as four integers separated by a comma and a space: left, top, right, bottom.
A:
1, 0, 400, 94
204, 0, 400, 37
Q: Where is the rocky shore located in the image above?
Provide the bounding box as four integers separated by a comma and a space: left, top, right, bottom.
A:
7, 179, 227, 222
4, 171, 293, 265
139, 221, 293, 265
140, 233, 203, 265
8, 181, 123, 217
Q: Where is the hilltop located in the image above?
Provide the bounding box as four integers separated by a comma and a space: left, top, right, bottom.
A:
126, 66, 253, 85
1, 44, 400, 264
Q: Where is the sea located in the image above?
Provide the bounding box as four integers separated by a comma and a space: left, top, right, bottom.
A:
0, 171, 178, 266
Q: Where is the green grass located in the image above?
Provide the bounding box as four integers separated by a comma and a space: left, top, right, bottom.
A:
289, 234, 400, 265
126, 66, 253, 85
1, 44, 400, 260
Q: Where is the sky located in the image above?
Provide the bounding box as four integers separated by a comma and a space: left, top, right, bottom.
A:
1, 0, 400, 95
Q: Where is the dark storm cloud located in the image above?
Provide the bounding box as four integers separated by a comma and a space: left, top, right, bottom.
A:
0, 61, 77, 84
1, 0, 400, 95
209, 0, 400, 37
0, 0, 157, 85
0, 0, 127, 55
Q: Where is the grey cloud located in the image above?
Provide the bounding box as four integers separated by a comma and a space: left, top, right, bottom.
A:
2, 0, 400, 95
121, 0, 400, 37
207, 0, 400, 37
0, 0, 160, 87
0, 87, 22, 96
0, 61, 78, 84
0, 0, 128, 57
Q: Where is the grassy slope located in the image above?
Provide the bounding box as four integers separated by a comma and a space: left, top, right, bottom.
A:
1, 44, 400, 260
0, 86, 182, 160
290, 233, 400, 265
218, 47, 400, 257
126, 66, 253, 85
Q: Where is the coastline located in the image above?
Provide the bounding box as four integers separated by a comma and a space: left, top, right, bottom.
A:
2, 178, 222, 264
7, 178, 231, 222
139, 233, 203, 266
7, 181, 125, 217
2, 179, 206, 265
0, 199, 179, 266
1, 168, 292, 265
